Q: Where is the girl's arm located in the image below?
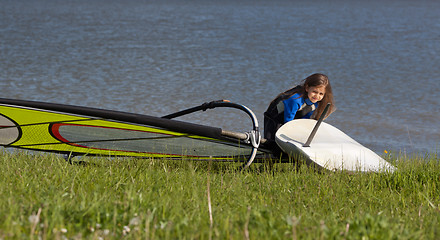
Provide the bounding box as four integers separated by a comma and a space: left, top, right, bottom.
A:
283, 97, 301, 123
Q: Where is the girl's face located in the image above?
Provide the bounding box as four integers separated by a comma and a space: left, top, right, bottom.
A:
305, 85, 326, 103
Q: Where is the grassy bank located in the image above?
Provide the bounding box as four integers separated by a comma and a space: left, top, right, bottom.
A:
0, 150, 439, 239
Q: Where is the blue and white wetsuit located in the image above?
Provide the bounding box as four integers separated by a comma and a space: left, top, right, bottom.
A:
283, 93, 318, 123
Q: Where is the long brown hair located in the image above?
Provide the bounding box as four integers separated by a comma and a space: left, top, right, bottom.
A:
272, 73, 335, 120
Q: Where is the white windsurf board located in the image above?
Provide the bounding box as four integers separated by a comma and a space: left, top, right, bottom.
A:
275, 119, 395, 172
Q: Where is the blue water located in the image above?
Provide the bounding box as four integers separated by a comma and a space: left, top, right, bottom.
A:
1, 0, 439, 154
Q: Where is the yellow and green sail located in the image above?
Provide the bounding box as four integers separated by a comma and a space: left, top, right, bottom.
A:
0, 98, 262, 162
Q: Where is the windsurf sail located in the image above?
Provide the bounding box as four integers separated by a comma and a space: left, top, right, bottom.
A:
0, 98, 267, 167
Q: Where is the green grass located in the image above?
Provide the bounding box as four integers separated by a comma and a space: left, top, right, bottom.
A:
0, 150, 439, 239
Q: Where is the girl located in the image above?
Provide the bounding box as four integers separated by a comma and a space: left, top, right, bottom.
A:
263, 73, 335, 150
